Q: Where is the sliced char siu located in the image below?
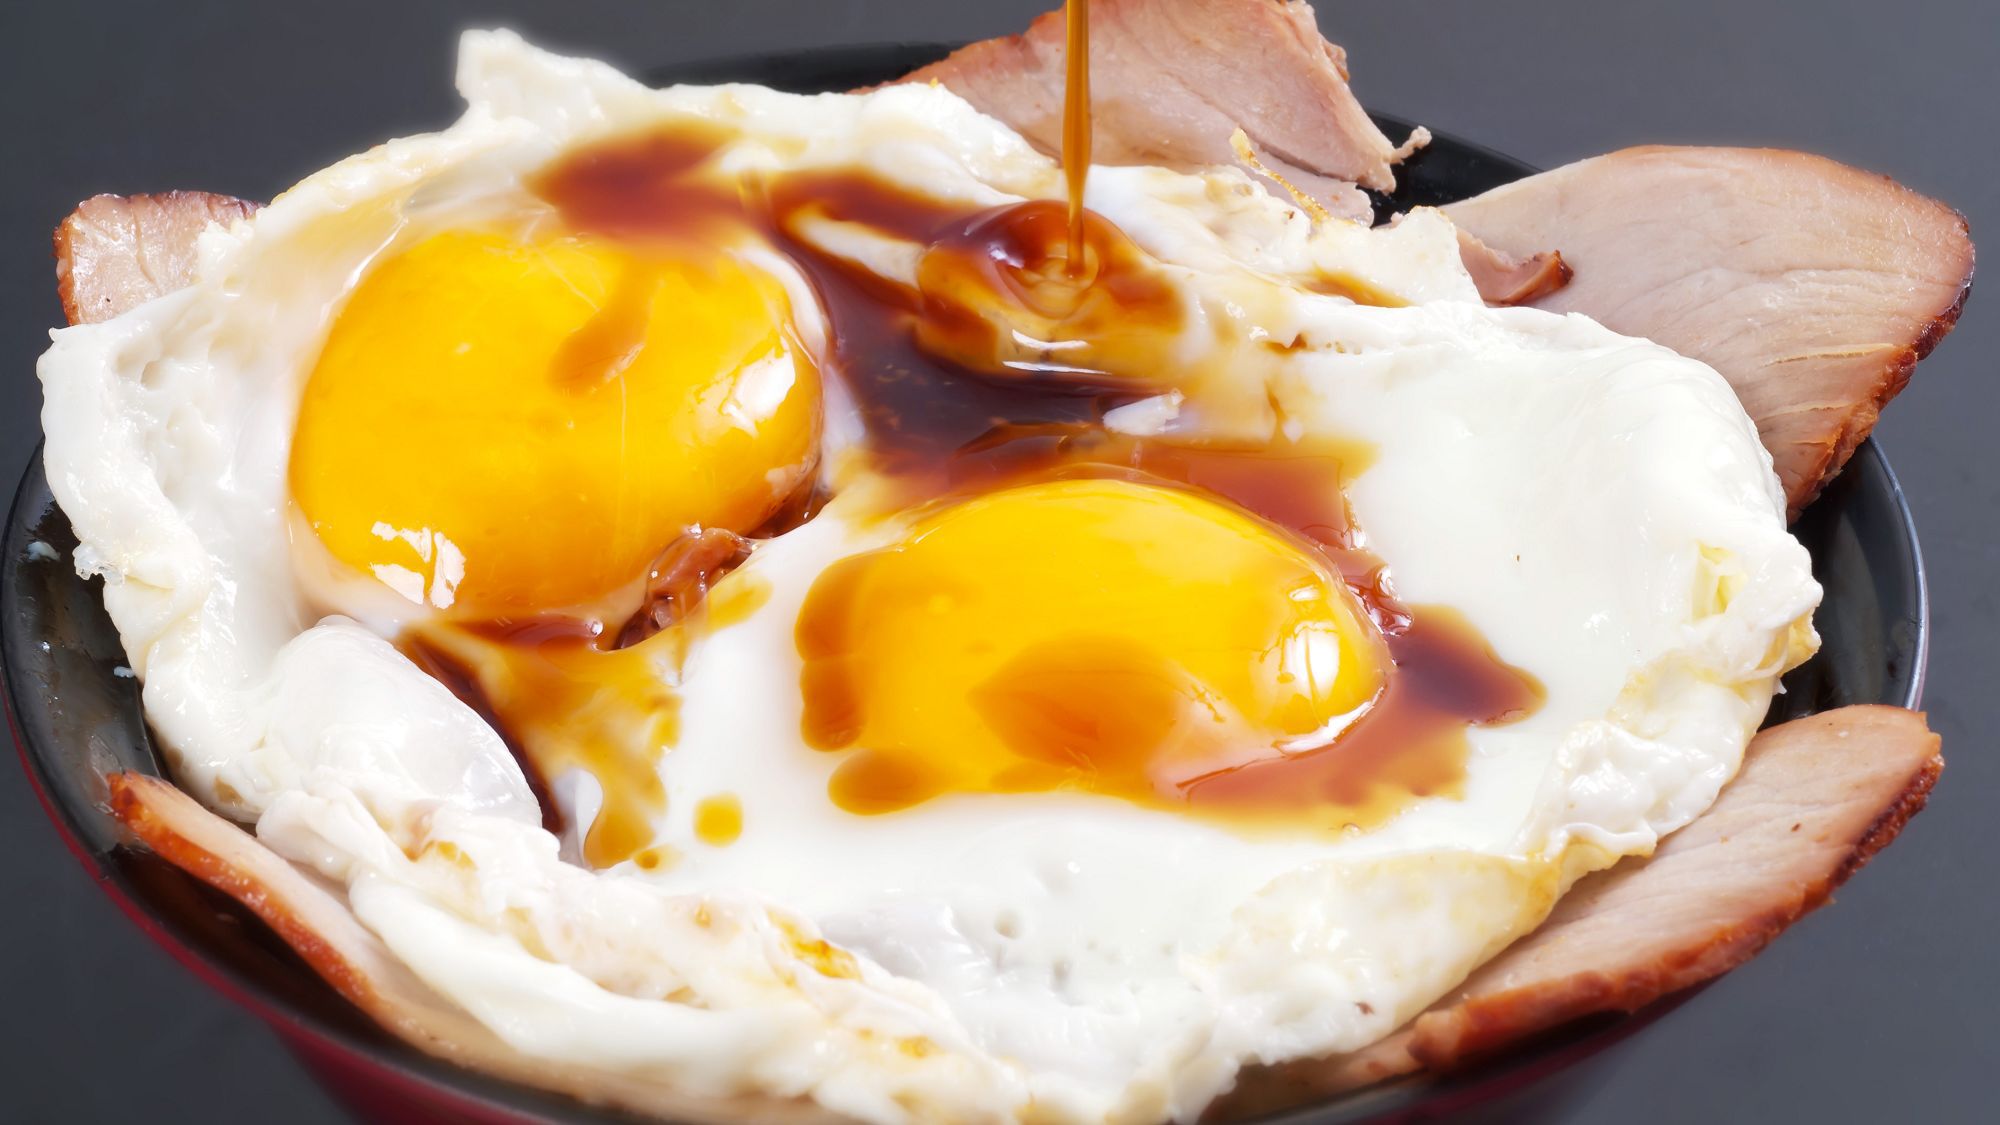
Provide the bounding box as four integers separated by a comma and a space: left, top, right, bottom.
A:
1447, 147, 1973, 518
54, 192, 259, 325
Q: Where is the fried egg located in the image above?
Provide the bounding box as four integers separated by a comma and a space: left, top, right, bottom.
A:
37, 30, 1819, 1124
292, 227, 819, 616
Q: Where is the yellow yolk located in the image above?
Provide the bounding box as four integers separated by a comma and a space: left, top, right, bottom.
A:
796, 478, 1387, 813
291, 227, 819, 616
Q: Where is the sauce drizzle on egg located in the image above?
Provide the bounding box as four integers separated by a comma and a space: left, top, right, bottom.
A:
387, 118, 1546, 856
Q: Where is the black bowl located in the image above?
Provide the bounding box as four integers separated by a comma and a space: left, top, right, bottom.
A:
1, 42, 1926, 1125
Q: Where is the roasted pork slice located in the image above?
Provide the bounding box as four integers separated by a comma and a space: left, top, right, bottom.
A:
1218, 704, 1943, 1114
108, 773, 837, 1124
893, 0, 1400, 220
1446, 147, 1974, 518
54, 192, 259, 325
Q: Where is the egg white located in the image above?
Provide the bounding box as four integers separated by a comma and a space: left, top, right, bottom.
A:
37, 30, 1818, 1124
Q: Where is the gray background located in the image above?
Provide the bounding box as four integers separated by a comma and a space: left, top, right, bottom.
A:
1, 1, 1991, 1121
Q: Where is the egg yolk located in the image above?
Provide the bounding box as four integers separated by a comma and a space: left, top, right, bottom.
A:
796, 477, 1387, 813
291, 227, 819, 615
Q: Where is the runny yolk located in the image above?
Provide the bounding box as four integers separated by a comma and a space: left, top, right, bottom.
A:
290, 227, 819, 616
796, 477, 1387, 813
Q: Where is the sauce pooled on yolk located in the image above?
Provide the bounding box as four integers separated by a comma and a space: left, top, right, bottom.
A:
290, 227, 819, 616
797, 477, 1387, 813
374, 119, 1544, 849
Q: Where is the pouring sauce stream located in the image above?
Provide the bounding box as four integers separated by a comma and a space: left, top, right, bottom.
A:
1062, 0, 1092, 273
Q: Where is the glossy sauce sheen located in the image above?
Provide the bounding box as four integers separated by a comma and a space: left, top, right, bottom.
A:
415, 114, 1546, 848
795, 440, 1541, 825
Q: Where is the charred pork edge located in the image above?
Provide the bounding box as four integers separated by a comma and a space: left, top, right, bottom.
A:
1786, 252, 1972, 518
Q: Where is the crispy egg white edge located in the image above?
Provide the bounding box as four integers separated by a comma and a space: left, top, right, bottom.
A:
34, 28, 1820, 1125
